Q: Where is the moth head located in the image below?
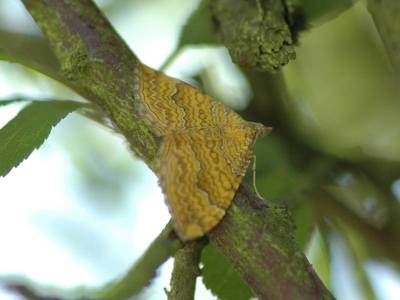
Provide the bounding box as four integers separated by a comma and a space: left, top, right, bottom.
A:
249, 122, 272, 141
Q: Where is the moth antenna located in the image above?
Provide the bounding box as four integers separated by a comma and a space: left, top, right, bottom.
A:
252, 155, 263, 199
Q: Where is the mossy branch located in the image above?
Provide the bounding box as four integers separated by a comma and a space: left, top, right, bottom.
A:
97, 222, 182, 300
20, 0, 333, 299
167, 239, 207, 300
21, 0, 158, 166
2, 222, 182, 300
210, 0, 296, 72
208, 185, 335, 300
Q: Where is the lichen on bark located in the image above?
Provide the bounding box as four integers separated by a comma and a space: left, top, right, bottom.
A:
21, 0, 159, 165
19, 1, 335, 299
208, 185, 335, 300
210, 0, 296, 72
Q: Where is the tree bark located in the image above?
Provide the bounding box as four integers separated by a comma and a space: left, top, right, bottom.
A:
168, 240, 207, 300
21, 1, 334, 299
208, 185, 334, 300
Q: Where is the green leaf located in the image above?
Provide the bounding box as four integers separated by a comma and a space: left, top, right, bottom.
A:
340, 225, 378, 300
201, 244, 253, 300
306, 226, 332, 289
0, 99, 26, 107
293, 203, 316, 249
178, 0, 217, 48
0, 30, 60, 80
0, 97, 34, 107
300, 0, 357, 25
0, 100, 84, 176
160, 0, 218, 71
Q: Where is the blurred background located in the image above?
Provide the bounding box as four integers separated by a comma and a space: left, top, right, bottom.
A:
0, 0, 399, 299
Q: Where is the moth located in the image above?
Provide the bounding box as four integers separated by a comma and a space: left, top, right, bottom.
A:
134, 63, 270, 240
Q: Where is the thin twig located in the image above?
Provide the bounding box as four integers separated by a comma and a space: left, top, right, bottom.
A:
4, 283, 64, 300
159, 47, 182, 72
96, 221, 182, 300
20, 1, 335, 299
167, 239, 207, 300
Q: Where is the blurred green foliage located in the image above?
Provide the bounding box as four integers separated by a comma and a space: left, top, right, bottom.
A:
0, 0, 399, 299
179, 1, 400, 299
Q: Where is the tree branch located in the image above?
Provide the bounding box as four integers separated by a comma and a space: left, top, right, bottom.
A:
20, 1, 334, 299
21, 0, 158, 165
208, 185, 335, 300
97, 221, 182, 300
167, 239, 207, 300
244, 69, 400, 267
0, 30, 59, 80
2, 222, 181, 300
3, 282, 64, 300
210, 0, 296, 72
